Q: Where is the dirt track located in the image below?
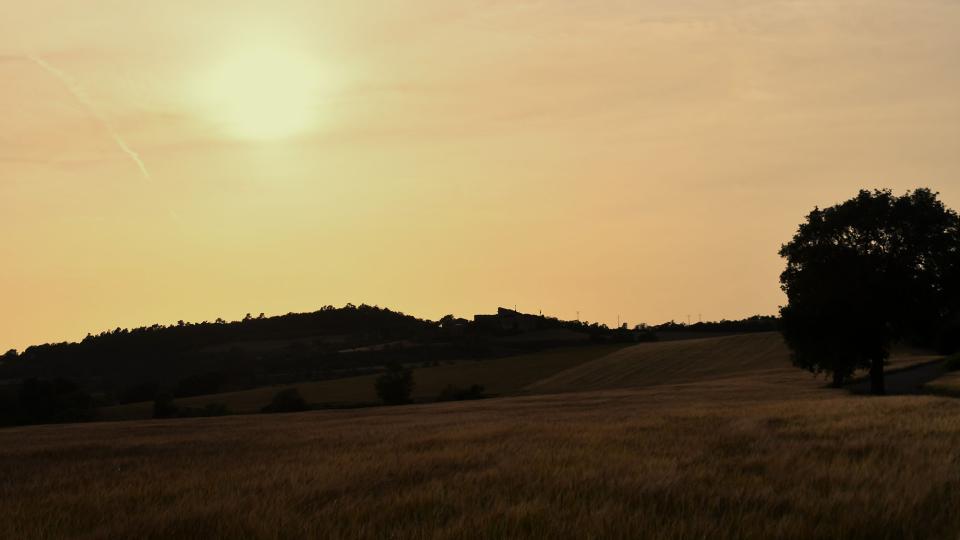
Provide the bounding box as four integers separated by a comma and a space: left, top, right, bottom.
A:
847, 359, 947, 395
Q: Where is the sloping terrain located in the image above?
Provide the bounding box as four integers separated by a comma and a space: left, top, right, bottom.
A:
525, 333, 793, 394
102, 333, 943, 420
526, 332, 941, 395
100, 344, 626, 420
925, 370, 960, 396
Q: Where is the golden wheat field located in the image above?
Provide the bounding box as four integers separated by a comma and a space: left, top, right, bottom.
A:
3, 334, 959, 539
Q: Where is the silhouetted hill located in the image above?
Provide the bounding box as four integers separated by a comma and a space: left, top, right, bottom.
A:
0, 306, 783, 427
0, 304, 659, 425
0, 305, 435, 401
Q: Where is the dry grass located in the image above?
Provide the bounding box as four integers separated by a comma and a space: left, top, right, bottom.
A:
4, 376, 960, 539
8, 334, 958, 538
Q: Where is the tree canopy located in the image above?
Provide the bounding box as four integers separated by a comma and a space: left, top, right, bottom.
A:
779, 188, 960, 393
375, 362, 414, 405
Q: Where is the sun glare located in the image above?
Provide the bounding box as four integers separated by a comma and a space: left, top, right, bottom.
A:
201, 47, 321, 140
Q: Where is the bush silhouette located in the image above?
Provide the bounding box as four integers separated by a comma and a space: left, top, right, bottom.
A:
939, 320, 960, 355
153, 394, 231, 418
261, 388, 309, 413
946, 354, 960, 372
375, 362, 414, 405
121, 381, 159, 404
437, 384, 485, 402
15, 378, 94, 425
200, 403, 230, 416
153, 394, 179, 418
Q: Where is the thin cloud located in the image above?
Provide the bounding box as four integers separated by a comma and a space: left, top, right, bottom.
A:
25, 54, 151, 182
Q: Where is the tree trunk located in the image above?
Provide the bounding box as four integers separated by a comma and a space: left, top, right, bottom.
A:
870, 356, 885, 395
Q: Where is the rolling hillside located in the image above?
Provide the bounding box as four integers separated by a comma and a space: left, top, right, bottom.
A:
102, 332, 944, 420
526, 332, 943, 395
100, 344, 626, 420
525, 332, 793, 394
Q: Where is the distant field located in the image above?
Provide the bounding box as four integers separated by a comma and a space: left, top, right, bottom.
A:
526, 332, 793, 394
5, 376, 960, 538
102, 334, 942, 421
526, 332, 940, 394
101, 344, 626, 420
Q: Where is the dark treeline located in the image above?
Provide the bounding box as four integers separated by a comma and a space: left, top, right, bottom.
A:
0, 305, 435, 425
0, 378, 95, 426
0, 303, 808, 427
652, 315, 780, 335
0, 304, 652, 426
1, 304, 433, 382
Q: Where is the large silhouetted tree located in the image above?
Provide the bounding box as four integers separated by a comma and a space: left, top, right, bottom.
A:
780, 188, 960, 394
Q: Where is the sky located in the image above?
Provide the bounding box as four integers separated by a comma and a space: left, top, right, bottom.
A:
2, 0, 959, 351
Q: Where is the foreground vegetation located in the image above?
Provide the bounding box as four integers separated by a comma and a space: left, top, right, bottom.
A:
3, 376, 960, 539
1, 333, 954, 538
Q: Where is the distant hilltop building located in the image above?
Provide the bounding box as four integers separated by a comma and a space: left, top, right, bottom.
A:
439, 315, 470, 337
473, 307, 543, 332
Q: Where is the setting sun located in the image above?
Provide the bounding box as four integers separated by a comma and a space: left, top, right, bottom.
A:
199, 47, 321, 140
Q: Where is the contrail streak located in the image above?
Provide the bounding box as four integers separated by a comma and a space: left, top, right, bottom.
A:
26, 54, 151, 181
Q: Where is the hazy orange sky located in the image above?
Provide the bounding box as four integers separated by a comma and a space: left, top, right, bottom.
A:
2, 1, 959, 351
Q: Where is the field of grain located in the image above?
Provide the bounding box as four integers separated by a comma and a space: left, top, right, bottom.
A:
8, 333, 959, 538
4, 376, 960, 539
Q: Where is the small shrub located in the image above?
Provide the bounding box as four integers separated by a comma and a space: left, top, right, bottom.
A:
154, 395, 232, 419
152, 394, 179, 419
939, 323, 960, 355
946, 353, 960, 372
16, 378, 95, 425
175, 372, 226, 398
261, 388, 309, 414
437, 384, 486, 402
187, 403, 231, 417
375, 362, 414, 405
0, 395, 17, 426
120, 382, 159, 404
